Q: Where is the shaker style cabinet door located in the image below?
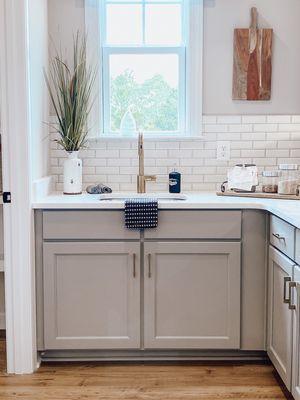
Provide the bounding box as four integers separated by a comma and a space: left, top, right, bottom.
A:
267, 246, 294, 390
292, 265, 300, 400
43, 242, 140, 350
144, 242, 241, 349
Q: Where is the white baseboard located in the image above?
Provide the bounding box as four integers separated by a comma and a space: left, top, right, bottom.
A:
0, 312, 5, 329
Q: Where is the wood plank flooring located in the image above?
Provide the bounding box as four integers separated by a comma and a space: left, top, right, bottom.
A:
0, 340, 293, 399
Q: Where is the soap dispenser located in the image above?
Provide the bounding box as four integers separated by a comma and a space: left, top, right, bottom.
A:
169, 166, 181, 193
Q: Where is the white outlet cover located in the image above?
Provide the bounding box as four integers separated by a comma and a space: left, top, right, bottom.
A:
217, 141, 231, 161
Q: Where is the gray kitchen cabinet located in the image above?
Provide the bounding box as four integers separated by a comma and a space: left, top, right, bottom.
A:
292, 265, 300, 400
143, 242, 241, 349
267, 245, 294, 389
43, 242, 140, 350
270, 215, 295, 260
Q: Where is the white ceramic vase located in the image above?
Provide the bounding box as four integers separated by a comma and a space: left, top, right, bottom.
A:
63, 151, 82, 195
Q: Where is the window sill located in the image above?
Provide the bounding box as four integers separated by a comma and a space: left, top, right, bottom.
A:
88, 134, 204, 142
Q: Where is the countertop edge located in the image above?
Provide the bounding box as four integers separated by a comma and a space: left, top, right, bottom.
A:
32, 192, 300, 229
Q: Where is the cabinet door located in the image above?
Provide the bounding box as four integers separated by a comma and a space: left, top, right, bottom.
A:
292, 265, 300, 400
144, 242, 241, 349
267, 245, 294, 389
43, 242, 140, 349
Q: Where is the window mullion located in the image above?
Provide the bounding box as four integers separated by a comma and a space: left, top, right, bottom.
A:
142, 0, 146, 45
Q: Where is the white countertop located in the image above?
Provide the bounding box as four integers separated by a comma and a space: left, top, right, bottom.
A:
32, 192, 300, 229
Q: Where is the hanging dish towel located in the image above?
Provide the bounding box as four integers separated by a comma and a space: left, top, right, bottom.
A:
125, 198, 158, 230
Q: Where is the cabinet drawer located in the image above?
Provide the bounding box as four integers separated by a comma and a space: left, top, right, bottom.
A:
270, 215, 295, 260
43, 211, 139, 240
295, 230, 300, 265
144, 210, 241, 239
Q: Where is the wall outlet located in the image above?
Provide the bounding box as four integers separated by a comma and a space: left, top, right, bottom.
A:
217, 141, 231, 161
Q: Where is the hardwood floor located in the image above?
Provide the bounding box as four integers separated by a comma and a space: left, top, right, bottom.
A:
0, 340, 293, 399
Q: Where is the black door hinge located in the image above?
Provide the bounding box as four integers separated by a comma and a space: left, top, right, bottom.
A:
3, 192, 11, 203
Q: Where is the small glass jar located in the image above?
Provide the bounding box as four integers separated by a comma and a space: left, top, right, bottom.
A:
278, 164, 299, 195
262, 171, 279, 193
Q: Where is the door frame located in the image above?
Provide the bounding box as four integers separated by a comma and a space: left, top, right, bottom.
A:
0, 0, 37, 373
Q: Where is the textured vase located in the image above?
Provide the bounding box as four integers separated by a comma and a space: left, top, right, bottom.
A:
63, 151, 82, 195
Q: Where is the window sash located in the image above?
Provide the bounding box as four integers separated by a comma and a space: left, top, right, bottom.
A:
102, 46, 186, 135
85, 0, 203, 138
103, 0, 184, 47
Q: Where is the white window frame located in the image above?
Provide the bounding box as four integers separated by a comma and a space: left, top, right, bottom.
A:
85, 0, 203, 138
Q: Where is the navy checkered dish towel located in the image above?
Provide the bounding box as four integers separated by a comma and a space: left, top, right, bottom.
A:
125, 198, 158, 230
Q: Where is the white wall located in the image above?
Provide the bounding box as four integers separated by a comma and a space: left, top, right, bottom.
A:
203, 0, 300, 115
29, 0, 49, 181
48, 0, 300, 115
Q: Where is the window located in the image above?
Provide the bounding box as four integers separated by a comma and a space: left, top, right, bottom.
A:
85, 0, 203, 137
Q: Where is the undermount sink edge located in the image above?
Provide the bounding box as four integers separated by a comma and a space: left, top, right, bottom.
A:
99, 193, 187, 201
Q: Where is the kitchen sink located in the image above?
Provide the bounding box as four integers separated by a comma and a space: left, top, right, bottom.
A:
99, 193, 187, 201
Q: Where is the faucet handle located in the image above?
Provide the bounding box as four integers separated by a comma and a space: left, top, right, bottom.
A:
145, 175, 157, 182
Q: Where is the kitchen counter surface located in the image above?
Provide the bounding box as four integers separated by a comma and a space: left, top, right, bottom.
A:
33, 192, 300, 229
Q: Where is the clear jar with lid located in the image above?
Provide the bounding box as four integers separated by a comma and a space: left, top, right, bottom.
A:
278, 164, 299, 195
262, 171, 279, 193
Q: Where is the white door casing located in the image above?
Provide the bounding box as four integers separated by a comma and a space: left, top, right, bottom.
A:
0, 0, 37, 373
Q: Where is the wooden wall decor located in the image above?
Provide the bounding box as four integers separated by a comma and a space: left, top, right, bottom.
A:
232, 8, 273, 101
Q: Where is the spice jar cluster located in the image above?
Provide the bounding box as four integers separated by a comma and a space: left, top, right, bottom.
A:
262, 164, 300, 195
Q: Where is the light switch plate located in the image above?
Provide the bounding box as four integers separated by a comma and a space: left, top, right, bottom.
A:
217, 141, 231, 161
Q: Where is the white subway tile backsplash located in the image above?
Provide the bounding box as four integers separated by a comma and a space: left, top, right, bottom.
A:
231, 141, 252, 149
253, 124, 278, 132
96, 166, 119, 174
202, 115, 217, 124
155, 158, 179, 167
107, 158, 131, 167
266, 149, 290, 158
180, 141, 205, 149
180, 158, 204, 166
228, 124, 252, 133
168, 149, 193, 158
290, 150, 300, 157
49, 115, 300, 192
292, 116, 300, 123
278, 124, 300, 132
217, 116, 241, 124
84, 158, 107, 167
146, 149, 168, 158
267, 115, 291, 124
242, 115, 267, 124
241, 149, 265, 158
253, 141, 277, 149
96, 149, 119, 158
204, 124, 228, 133
266, 132, 290, 141
217, 132, 241, 140
252, 158, 277, 166
156, 141, 180, 149
119, 149, 137, 158
278, 141, 300, 149
241, 132, 266, 141
193, 149, 216, 158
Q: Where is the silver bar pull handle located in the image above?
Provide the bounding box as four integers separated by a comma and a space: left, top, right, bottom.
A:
272, 233, 286, 242
289, 281, 297, 310
133, 253, 136, 278
284, 276, 292, 303
148, 254, 151, 278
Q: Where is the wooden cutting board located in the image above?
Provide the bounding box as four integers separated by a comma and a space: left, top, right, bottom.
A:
232, 8, 273, 100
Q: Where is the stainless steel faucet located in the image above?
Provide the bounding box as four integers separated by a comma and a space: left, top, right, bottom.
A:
137, 132, 156, 193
